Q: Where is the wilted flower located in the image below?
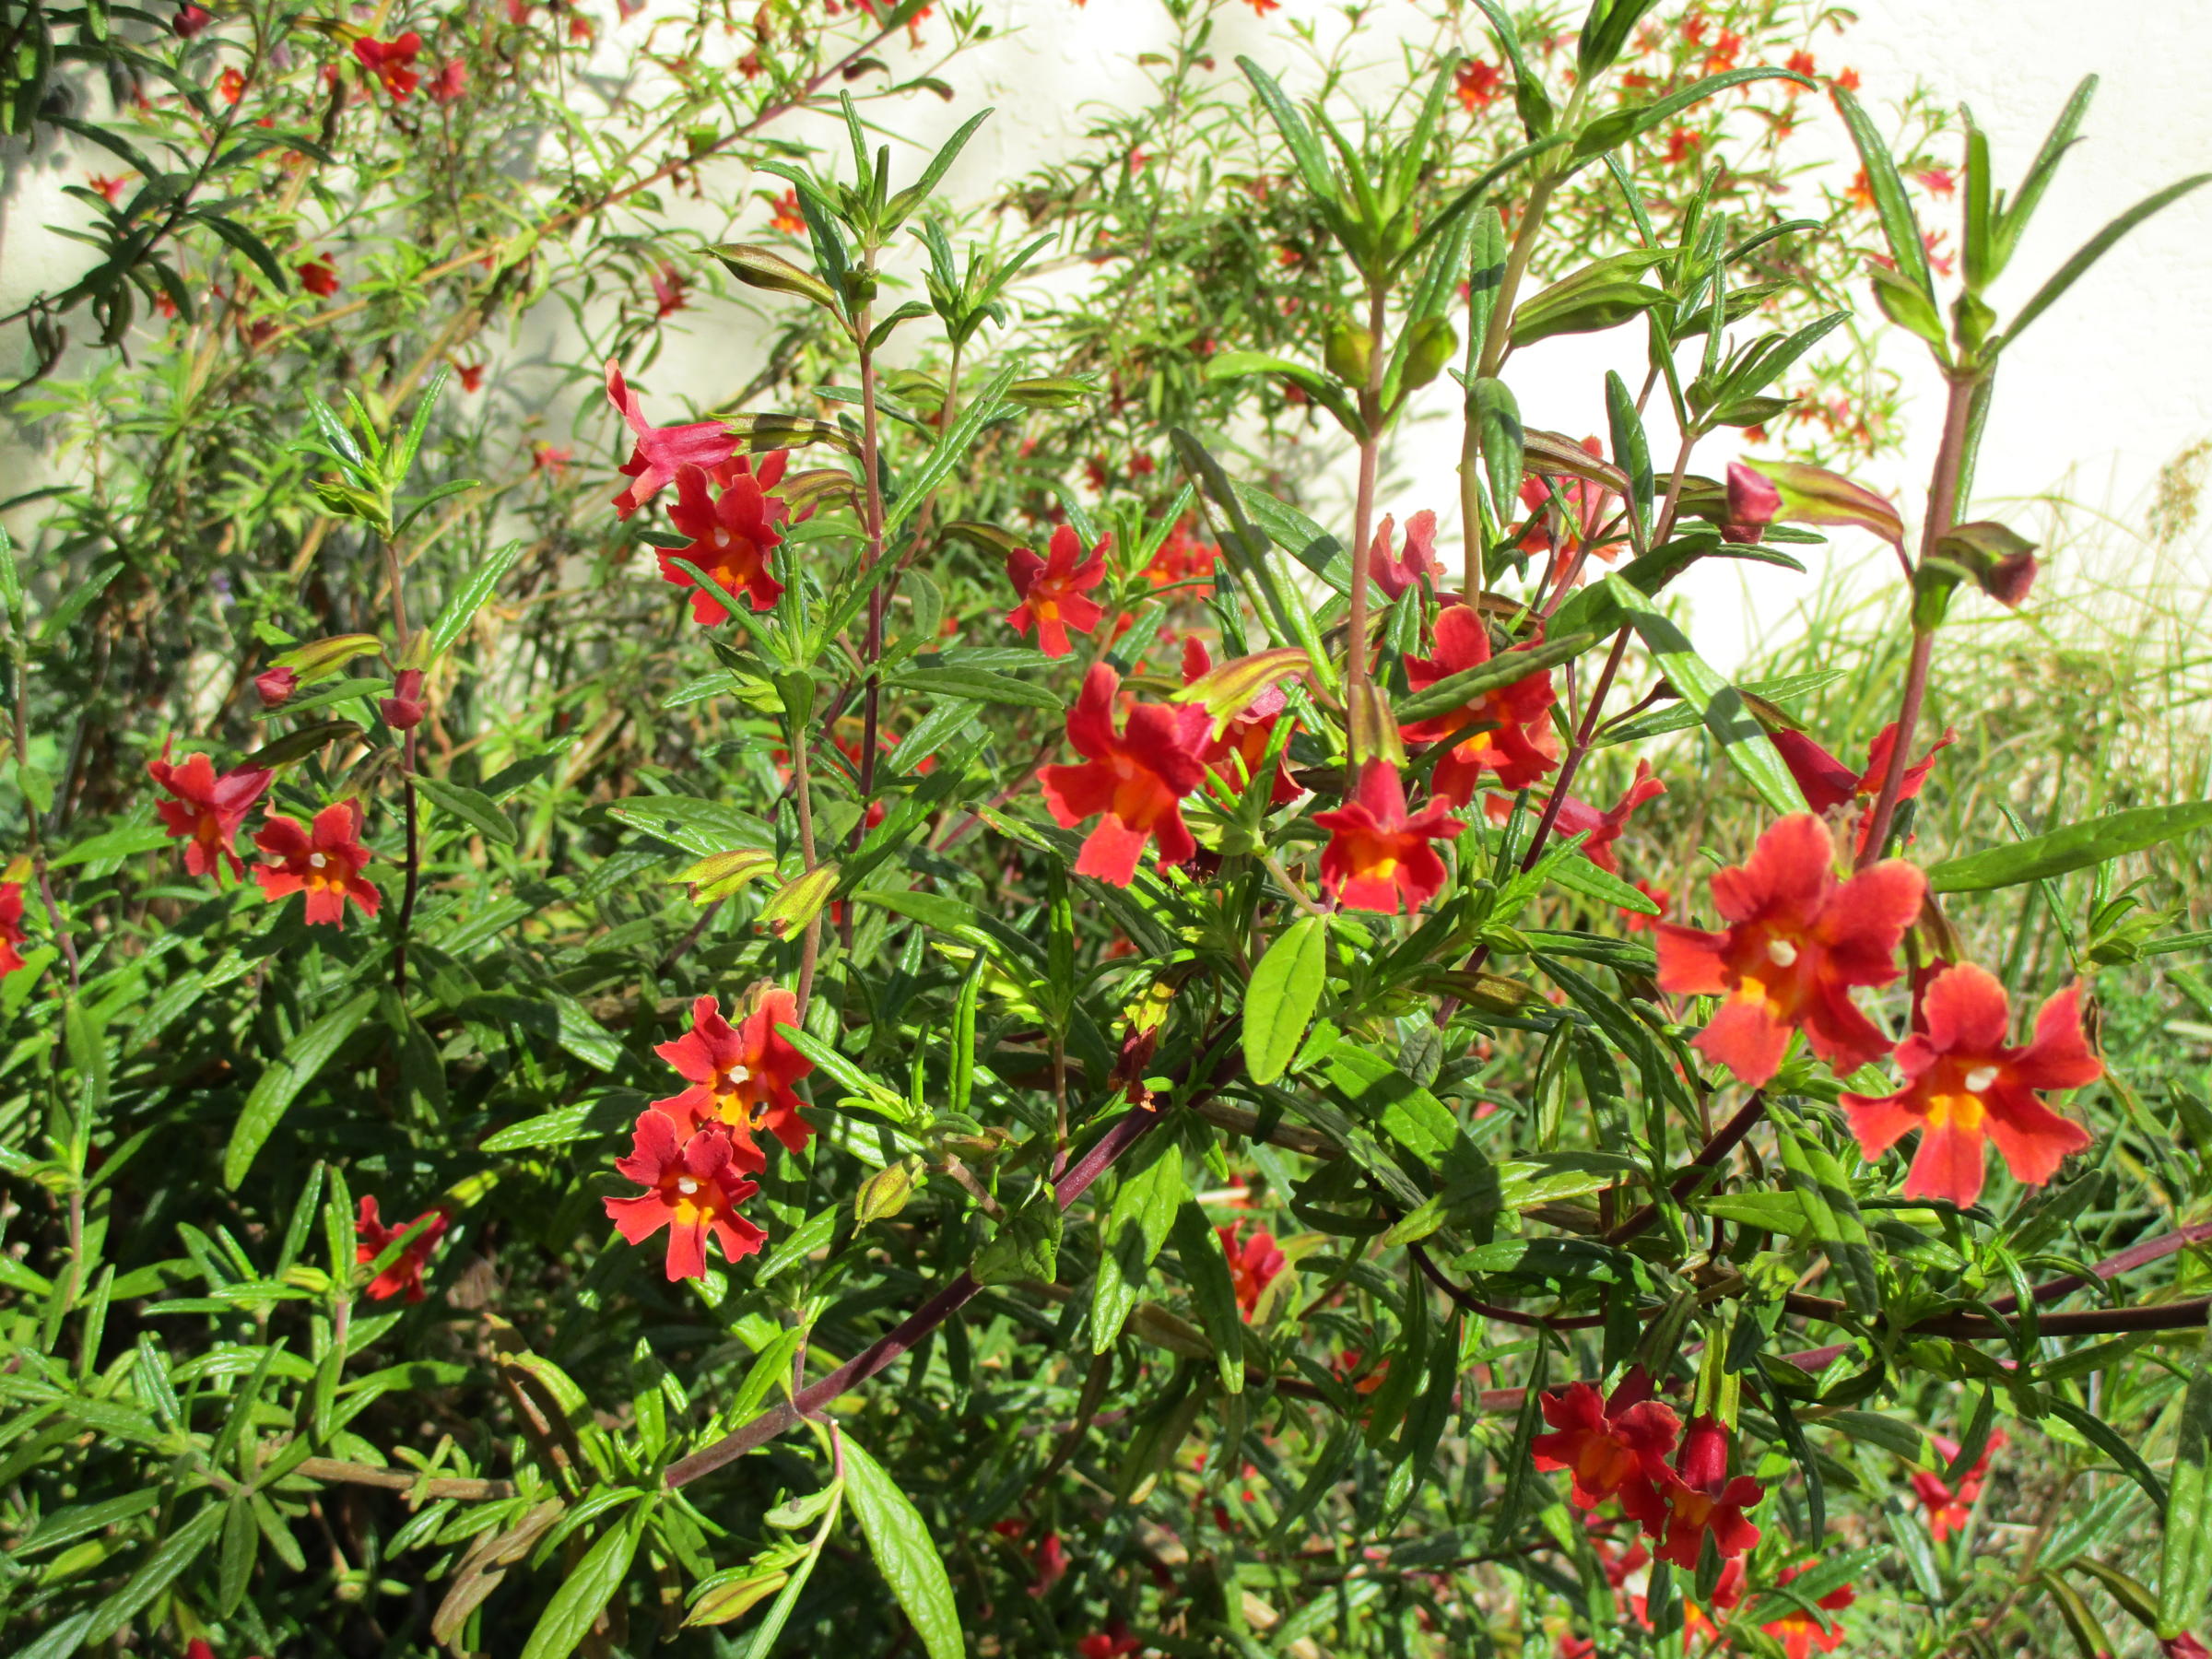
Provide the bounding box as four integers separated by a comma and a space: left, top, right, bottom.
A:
606, 359, 737, 519
148, 742, 274, 879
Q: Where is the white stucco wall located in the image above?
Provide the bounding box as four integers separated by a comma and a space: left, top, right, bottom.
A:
3, 1, 2205, 659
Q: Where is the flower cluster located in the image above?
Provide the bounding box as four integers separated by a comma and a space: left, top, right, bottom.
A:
147, 741, 380, 928
602, 988, 815, 1280
1659, 814, 2101, 1205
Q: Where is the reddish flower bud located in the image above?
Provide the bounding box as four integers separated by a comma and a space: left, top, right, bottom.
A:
254, 665, 299, 708
1723, 459, 1783, 542
381, 668, 426, 730
173, 4, 212, 36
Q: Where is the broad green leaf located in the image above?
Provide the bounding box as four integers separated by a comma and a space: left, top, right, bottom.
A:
1927, 802, 2212, 894
414, 774, 518, 845
224, 991, 377, 1188
1244, 915, 1328, 1086
841, 1436, 964, 1659
426, 540, 524, 656
1171, 1199, 1245, 1393
518, 1500, 649, 1659
1091, 1134, 1186, 1350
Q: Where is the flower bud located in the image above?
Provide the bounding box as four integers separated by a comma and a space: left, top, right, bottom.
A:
1401, 317, 1458, 392
1721, 460, 1782, 543
254, 665, 299, 708
380, 668, 426, 731
1324, 320, 1375, 386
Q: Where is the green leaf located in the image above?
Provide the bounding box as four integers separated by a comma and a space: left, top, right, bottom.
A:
1927, 802, 2212, 894
2159, 1309, 2212, 1638
885, 363, 1017, 532
840, 1436, 963, 1659
1394, 629, 1596, 724
1092, 1134, 1186, 1350
1770, 1103, 1879, 1316
2042, 1394, 2167, 1508
425, 541, 524, 658
1171, 1199, 1245, 1393
1994, 76, 2097, 278
223, 991, 377, 1188
196, 211, 292, 294
1833, 88, 1936, 302
414, 774, 518, 845
973, 1186, 1064, 1287
2002, 173, 2212, 347
1244, 915, 1328, 1087
519, 1501, 649, 1659
85, 1500, 225, 1643
885, 664, 1062, 711
1571, 65, 1815, 162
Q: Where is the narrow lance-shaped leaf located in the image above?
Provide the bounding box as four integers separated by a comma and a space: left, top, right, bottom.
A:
841, 1435, 965, 1659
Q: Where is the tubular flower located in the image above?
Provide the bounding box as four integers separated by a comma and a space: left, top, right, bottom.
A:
351, 33, 423, 100
1369, 509, 1441, 599
1219, 1223, 1285, 1320
1654, 813, 1924, 1086
148, 743, 274, 879
606, 359, 738, 519
1399, 606, 1560, 805
0, 882, 24, 974
652, 989, 814, 1159
1040, 664, 1208, 886
1652, 1416, 1763, 1570
355, 1196, 448, 1302
1771, 719, 1957, 851
1006, 524, 1108, 658
1760, 1565, 1853, 1659
1181, 639, 1299, 806
604, 1112, 766, 1281
1911, 1430, 2007, 1542
662, 462, 784, 621
253, 802, 381, 927
1842, 963, 2099, 1207
1314, 759, 1465, 914
1486, 759, 1665, 875
1529, 1369, 1678, 1526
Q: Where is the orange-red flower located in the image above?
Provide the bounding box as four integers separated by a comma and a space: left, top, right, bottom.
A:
769, 188, 806, 234
1761, 1565, 1854, 1659
0, 882, 23, 974
253, 802, 380, 927
355, 1195, 448, 1301
1519, 437, 1628, 578
606, 359, 737, 519
149, 743, 273, 879
1910, 1429, 2006, 1541
1655, 814, 1923, 1086
604, 1112, 766, 1281
1077, 1626, 1139, 1659
1143, 520, 1218, 596
428, 59, 466, 102
1841, 963, 2098, 1206
1488, 759, 1663, 875
662, 461, 785, 622
1771, 719, 1956, 852
1369, 510, 1441, 600
1006, 525, 1108, 658
1399, 606, 1560, 805
1315, 759, 1464, 914
1181, 639, 1299, 806
652, 989, 814, 1160
352, 33, 423, 100
1530, 1370, 1677, 1525
1040, 664, 1207, 885
1456, 59, 1504, 111
218, 65, 246, 104
1681, 1557, 1746, 1643
1651, 1416, 1762, 1570
297, 257, 339, 297
1219, 1223, 1284, 1319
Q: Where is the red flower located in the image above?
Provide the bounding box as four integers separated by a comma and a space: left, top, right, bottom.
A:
1455, 59, 1504, 111
650, 261, 688, 317
1369, 509, 1441, 600
428, 59, 466, 102
1622, 878, 1671, 934
1652, 1416, 1763, 1570
253, 802, 380, 927
2165, 1637, 2212, 1659
173, 4, 212, 36
1180, 639, 1299, 806
1029, 1529, 1068, 1594
1399, 606, 1560, 805
1784, 49, 1817, 77
1315, 759, 1464, 914
218, 66, 246, 104
1761, 1564, 1853, 1659
148, 743, 273, 879
532, 441, 572, 478
87, 173, 130, 204
381, 667, 427, 731
1488, 759, 1663, 875
1654, 813, 1923, 1086
652, 989, 814, 1160
1040, 664, 1208, 886
1842, 963, 2098, 1206
1834, 66, 1862, 92
1143, 520, 1218, 596
1916, 167, 1957, 195
1006, 525, 1108, 658
254, 665, 298, 708
1702, 28, 1743, 74
0, 883, 26, 975
604, 1112, 766, 1281
1077, 1627, 1139, 1659
606, 359, 737, 519
1530, 1369, 1677, 1525
352, 33, 424, 101
1772, 720, 1956, 853
770, 189, 806, 234
662, 462, 785, 622
1910, 1429, 2006, 1541
1218, 1223, 1285, 1319
1242, 0, 1280, 14
355, 1195, 448, 1301
454, 360, 486, 393
297, 258, 340, 297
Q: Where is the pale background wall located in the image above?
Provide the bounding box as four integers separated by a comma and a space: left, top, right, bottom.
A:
3, 1, 2206, 663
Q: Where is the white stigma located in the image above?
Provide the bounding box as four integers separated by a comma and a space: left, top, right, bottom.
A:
1964, 1065, 1999, 1093
727, 1065, 752, 1085
1766, 938, 1799, 968
676, 1176, 699, 1194
309, 853, 327, 869
711, 527, 733, 547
